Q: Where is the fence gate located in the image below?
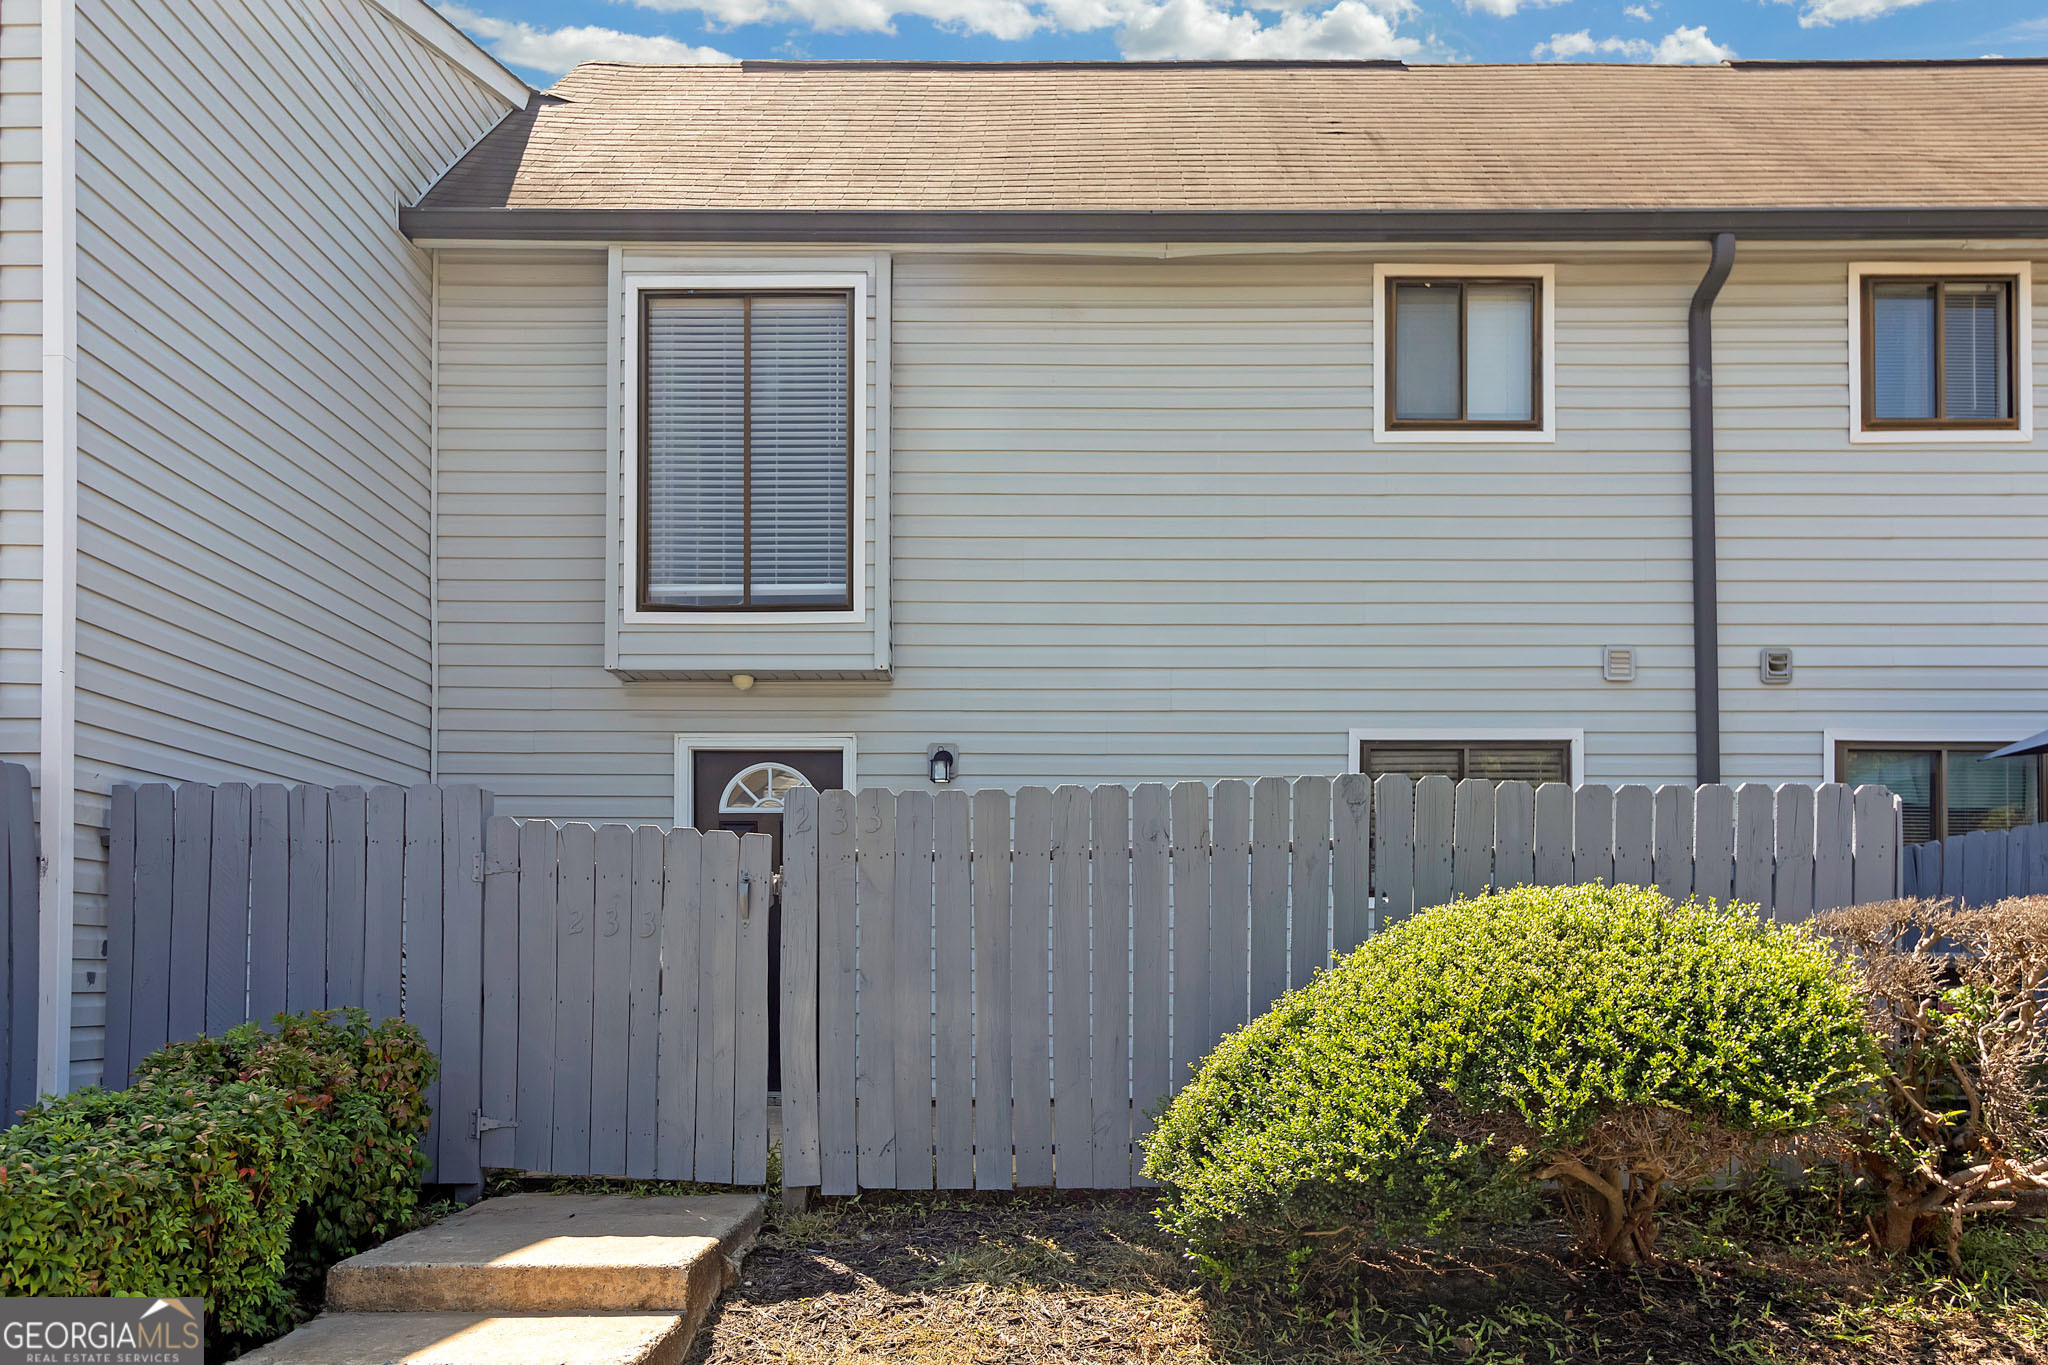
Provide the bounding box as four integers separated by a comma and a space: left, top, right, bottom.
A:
0, 761, 36, 1127
104, 782, 771, 1186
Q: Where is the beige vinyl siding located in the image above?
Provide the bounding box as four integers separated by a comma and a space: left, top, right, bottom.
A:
435, 250, 1700, 821
65, 0, 514, 1086
0, 0, 37, 773
1715, 253, 2048, 782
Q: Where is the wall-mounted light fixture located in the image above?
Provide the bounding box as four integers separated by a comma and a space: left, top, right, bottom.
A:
730, 673, 756, 692
927, 743, 960, 785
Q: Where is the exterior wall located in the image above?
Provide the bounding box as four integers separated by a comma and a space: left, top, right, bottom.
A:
0, 0, 39, 773
436, 247, 1711, 821
65, 0, 516, 1086
1715, 250, 2048, 781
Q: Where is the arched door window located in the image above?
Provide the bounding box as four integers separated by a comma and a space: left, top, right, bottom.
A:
718, 761, 813, 815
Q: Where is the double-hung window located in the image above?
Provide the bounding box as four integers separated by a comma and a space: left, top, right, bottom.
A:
639, 291, 854, 611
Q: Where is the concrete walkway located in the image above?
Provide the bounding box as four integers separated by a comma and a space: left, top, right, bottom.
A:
241, 1193, 765, 1365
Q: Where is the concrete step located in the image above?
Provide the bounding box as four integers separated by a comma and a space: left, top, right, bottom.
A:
325, 1192, 765, 1314
236, 1310, 696, 1365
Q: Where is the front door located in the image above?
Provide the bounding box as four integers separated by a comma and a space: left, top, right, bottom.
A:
689, 749, 846, 1092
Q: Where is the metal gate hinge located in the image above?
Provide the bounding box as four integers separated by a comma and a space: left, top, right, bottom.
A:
472, 852, 484, 882
476, 1111, 518, 1137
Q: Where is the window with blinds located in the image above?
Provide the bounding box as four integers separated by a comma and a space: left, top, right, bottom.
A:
1838, 742, 2043, 845
640, 292, 854, 611
1862, 276, 2016, 429
1359, 740, 1572, 785
1386, 277, 1541, 429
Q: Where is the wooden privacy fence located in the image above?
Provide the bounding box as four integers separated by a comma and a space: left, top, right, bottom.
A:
0, 761, 37, 1126
1902, 822, 2048, 906
105, 782, 494, 1182
104, 779, 773, 1189
107, 773, 1904, 1193
773, 776, 1906, 1197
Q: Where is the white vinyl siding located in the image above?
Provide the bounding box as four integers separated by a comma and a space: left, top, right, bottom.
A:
1716, 254, 2048, 785
64, 0, 515, 1087
0, 0, 39, 774
436, 250, 1700, 819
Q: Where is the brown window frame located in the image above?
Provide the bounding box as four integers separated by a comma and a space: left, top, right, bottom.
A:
1858, 274, 2021, 432
1383, 276, 1545, 432
637, 288, 857, 614
1358, 738, 1574, 784
1835, 740, 2047, 844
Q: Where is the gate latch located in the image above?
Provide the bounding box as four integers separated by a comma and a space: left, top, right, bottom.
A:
476, 1111, 519, 1138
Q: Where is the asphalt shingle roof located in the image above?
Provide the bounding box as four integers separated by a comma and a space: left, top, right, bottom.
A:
415, 59, 2048, 216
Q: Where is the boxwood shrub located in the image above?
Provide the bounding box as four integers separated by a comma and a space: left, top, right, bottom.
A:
0, 1009, 436, 1343
1142, 883, 1877, 1278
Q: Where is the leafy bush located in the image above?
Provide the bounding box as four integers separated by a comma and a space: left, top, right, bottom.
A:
1143, 883, 1877, 1276
0, 1009, 436, 1343
0, 1080, 316, 1334
137, 1008, 438, 1274
1812, 896, 2048, 1266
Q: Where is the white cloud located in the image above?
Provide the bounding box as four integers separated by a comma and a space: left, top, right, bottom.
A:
1459, 0, 1567, 16
1531, 28, 1650, 59
1115, 0, 1423, 57
616, 0, 1424, 50
1651, 22, 1733, 61
1623, 3, 1656, 20
436, 2, 733, 71
1531, 21, 1730, 62
1781, 0, 1935, 28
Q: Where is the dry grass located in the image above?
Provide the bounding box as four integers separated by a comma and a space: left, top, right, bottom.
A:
687, 1186, 2048, 1364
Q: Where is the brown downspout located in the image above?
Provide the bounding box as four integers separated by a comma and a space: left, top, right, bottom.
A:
1690, 232, 1737, 785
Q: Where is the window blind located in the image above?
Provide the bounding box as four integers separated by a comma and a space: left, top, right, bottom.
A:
642, 293, 852, 610
1392, 283, 1460, 420
1871, 283, 1937, 421
1942, 282, 2008, 422
1464, 283, 1534, 422
645, 297, 746, 606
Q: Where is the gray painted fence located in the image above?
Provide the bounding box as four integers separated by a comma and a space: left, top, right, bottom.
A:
106, 773, 1901, 1192
0, 762, 36, 1127
775, 777, 1905, 1195
104, 780, 772, 1187
106, 782, 493, 1182
1902, 823, 2048, 906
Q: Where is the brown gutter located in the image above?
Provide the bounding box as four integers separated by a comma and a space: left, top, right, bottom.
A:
1689, 233, 1736, 786
399, 205, 2048, 243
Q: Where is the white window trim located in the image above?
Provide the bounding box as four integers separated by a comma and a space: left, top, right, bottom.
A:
1821, 727, 2034, 783
675, 733, 858, 828
1846, 261, 2034, 444
1370, 263, 1557, 445
1347, 726, 1586, 787
624, 272, 870, 626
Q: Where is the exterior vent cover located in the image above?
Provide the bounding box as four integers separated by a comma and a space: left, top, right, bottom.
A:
1602, 646, 1636, 683
1760, 648, 1794, 685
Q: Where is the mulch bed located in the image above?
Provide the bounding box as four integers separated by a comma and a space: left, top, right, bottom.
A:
687, 1190, 2048, 1364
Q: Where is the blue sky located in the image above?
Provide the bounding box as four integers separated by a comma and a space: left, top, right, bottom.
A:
434, 2, 2048, 77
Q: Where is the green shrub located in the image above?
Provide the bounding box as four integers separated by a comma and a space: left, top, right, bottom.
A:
137, 1008, 438, 1274
1142, 883, 1877, 1277
0, 1009, 436, 1344
0, 1080, 316, 1334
